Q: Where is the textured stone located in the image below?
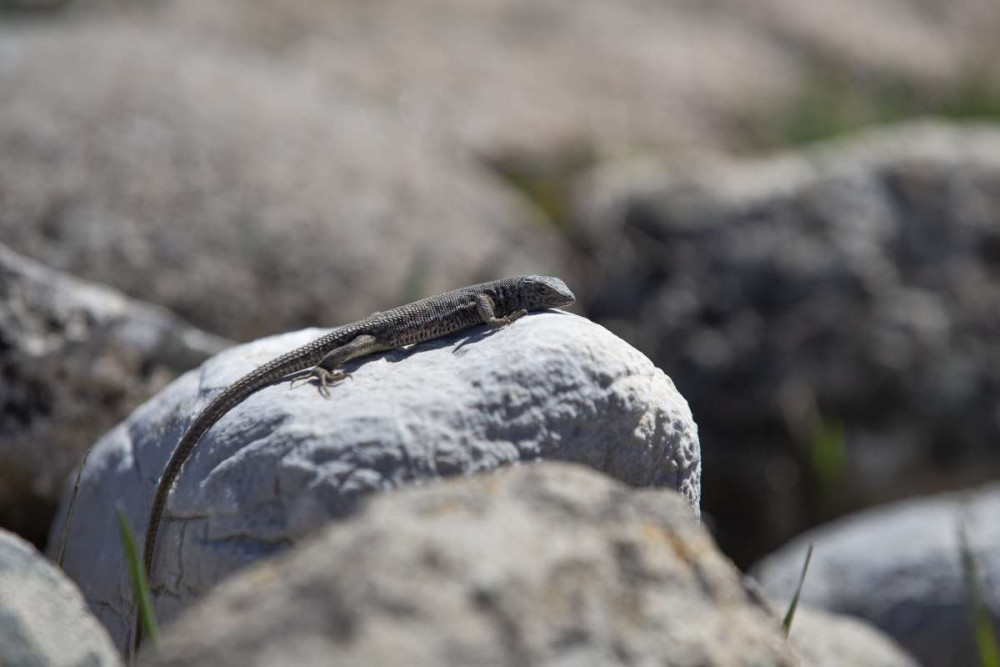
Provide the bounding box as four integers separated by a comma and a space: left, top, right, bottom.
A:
140, 463, 786, 667
753, 483, 1000, 667
0, 528, 121, 667
50, 312, 700, 651
0, 242, 227, 548
573, 121, 1000, 566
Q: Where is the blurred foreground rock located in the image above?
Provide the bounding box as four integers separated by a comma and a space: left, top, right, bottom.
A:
0, 242, 227, 548
51, 312, 700, 651
0, 528, 121, 667
140, 464, 916, 667
141, 463, 786, 667
753, 482, 1000, 667
574, 121, 1000, 565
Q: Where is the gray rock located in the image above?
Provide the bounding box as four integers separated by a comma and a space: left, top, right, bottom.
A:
789, 608, 918, 667
135, 0, 793, 157
139, 463, 787, 667
8, 0, 1000, 343
50, 312, 700, 652
0, 17, 572, 342
752, 483, 1000, 666
1, 0, 70, 9
61, 0, 1000, 157
0, 527, 122, 667
572, 121, 1000, 566
0, 242, 228, 548
34, 0, 1000, 161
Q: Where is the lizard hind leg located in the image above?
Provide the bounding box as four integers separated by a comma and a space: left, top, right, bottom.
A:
288, 333, 380, 398
289, 366, 350, 398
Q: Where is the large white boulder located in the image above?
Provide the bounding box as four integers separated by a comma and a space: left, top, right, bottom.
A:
51, 312, 700, 650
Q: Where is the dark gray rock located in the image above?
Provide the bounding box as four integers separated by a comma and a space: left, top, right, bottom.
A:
0, 527, 122, 667
753, 483, 1000, 667
50, 312, 700, 651
573, 121, 1000, 566
0, 242, 227, 548
139, 463, 788, 667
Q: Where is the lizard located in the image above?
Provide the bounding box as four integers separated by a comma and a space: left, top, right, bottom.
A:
131, 275, 574, 654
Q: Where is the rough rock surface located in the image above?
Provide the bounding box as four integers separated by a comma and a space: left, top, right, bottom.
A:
50, 312, 700, 651
0, 527, 122, 667
0, 242, 228, 549
573, 121, 1000, 566
753, 482, 1000, 667
789, 608, 918, 667
139, 463, 786, 667
0, 18, 572, 341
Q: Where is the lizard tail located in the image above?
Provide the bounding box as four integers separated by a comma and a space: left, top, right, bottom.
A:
131, 345, 328, 656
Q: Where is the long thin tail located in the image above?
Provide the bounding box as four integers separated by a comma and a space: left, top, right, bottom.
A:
132, 344, 327, 655
132, 393, 239, 656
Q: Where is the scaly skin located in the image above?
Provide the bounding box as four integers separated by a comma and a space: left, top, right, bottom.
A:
132, 275, 574, 654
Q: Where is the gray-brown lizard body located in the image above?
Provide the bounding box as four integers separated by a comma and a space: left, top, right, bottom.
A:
133, 275, 574, 653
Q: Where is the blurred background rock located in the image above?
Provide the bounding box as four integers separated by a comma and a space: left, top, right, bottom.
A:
573, 122, 1000, 567
1, 0, 998, 619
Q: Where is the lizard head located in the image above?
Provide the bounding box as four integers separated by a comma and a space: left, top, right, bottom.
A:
518, 275, 575, 310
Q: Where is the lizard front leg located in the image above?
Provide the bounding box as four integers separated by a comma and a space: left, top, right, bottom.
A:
475, 293, 527, 328
290, 334, 380, 397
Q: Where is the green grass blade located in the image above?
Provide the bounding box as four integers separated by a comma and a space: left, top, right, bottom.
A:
117, 505, 160, 648
808, 418, 846, 493
958, 519, 1000, 667
782, 543, 814, 637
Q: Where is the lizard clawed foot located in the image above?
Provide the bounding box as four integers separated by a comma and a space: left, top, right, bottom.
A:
289, 366, 351, 398
488, 309, 528, 329
505, 309, 528, 325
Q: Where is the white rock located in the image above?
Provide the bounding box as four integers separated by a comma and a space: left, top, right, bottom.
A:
51, 312, 700, 651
